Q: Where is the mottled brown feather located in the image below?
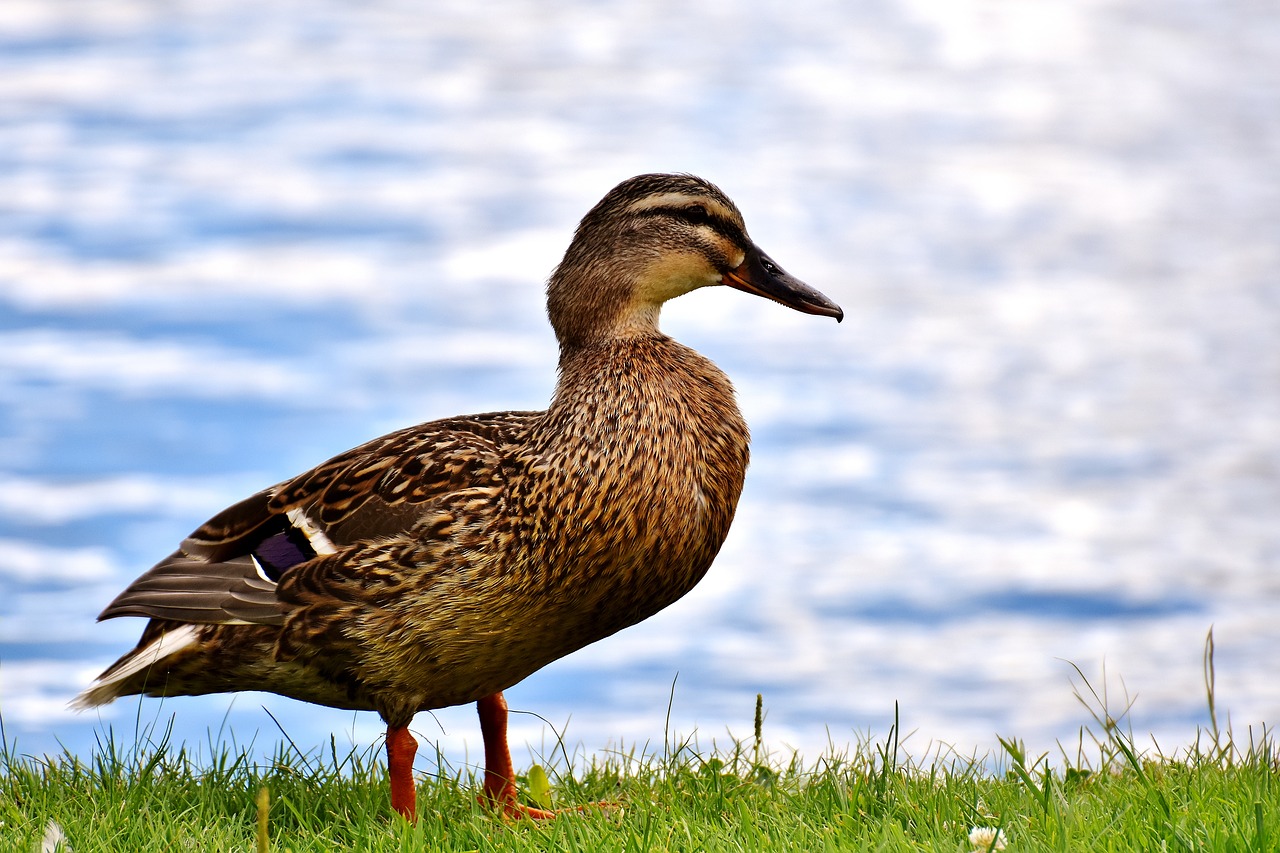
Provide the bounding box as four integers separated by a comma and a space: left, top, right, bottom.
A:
78, 173, 840, 733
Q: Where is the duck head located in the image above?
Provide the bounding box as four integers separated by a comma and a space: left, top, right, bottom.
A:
547, 173, 843, 349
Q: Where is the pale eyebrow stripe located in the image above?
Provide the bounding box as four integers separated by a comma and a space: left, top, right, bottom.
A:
625, 192, 738, 224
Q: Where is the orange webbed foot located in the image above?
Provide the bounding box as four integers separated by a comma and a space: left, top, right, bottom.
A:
477, 785, 561, 821
478, 784, 620, 821
476, 692, 620, 821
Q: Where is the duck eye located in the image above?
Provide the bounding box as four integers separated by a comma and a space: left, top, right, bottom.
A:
685, 204, 710, 225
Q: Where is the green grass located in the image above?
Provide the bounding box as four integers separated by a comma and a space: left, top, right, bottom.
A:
4, 642, 1278, 851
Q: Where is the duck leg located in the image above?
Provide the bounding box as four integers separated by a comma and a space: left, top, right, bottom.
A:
386, 724, 418, 822
477, 692, 557, 819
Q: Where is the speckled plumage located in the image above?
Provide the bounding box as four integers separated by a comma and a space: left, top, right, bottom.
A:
77, 173, 842, 820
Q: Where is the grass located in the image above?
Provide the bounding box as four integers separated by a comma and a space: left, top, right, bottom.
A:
3, 635, 1277, 851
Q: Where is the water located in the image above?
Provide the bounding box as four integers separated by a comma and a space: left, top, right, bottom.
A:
2, 0, 1278, 774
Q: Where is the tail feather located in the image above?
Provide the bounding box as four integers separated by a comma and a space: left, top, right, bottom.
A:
70, 624, 201, 710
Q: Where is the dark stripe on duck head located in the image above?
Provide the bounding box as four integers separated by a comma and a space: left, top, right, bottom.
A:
640, 203, 744, 245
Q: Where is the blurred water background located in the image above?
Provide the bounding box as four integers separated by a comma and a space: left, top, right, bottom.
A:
2, 0, 1278, 775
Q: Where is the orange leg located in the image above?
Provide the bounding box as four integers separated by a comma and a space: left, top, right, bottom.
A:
477, 692, 557, 819
386, 724, 418, 822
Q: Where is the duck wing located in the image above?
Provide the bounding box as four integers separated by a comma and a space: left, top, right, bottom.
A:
97, 411, 539, 628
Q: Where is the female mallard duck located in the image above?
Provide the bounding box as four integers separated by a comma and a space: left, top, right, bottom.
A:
76, 173, 843, 822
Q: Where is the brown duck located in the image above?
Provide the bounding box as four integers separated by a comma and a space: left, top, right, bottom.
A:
75, 173, 843, 822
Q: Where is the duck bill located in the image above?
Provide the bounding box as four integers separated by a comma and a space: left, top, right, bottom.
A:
722, 246, 843, 322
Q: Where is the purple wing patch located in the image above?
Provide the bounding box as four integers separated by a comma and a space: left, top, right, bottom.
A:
252, 525, 317, 581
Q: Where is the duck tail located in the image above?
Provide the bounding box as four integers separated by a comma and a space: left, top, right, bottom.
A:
69, 624, 201, 710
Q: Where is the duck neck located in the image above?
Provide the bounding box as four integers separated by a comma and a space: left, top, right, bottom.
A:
547, 256, 669, 350
552, 333, 668, 407
544, 334, 745, 458
554, 315, 664, 372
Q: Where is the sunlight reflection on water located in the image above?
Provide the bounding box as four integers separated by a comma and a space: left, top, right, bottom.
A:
2, 0, 1278, 771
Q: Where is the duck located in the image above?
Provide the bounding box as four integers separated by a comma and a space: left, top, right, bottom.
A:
74, 173, 843, 823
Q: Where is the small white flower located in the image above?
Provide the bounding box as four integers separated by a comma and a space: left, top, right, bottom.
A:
41, 819, 72, 852
968, 825, 1007, 851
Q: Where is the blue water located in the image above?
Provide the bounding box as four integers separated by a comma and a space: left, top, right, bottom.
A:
2, 0, 1278, 778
